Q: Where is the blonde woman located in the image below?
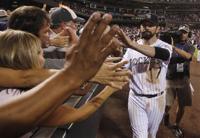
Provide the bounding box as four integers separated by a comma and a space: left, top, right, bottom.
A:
0, 29, 45, 102
0, 29, 129, 137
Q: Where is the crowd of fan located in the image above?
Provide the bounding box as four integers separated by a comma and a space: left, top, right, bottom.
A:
68, 2, 200, 25
166, 13, 200, 23
1, 7, 200, 47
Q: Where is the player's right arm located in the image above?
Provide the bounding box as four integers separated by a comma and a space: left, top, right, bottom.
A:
0, 67, 57, 88
119, 30, 170, 61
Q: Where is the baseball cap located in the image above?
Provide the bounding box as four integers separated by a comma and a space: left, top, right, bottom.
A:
140, 14, 159, 26
178, 24, 190, 33
50, 6, 84, 26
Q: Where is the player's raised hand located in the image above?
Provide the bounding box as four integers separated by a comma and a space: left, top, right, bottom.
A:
118, 29, 138, 48
64, 12, 121, 84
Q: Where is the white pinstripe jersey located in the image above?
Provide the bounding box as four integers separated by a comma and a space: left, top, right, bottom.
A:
123, 39, 172, 95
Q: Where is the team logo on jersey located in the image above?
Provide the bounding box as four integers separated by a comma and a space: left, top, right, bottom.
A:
129, 57, 162, 84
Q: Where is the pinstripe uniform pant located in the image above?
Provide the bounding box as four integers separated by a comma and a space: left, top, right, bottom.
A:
128, 91, 166, 138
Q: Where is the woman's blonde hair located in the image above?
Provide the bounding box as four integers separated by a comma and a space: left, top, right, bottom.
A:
0, 29, 43, 69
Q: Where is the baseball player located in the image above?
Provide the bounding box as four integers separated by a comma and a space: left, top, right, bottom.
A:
120, 14, 172, 138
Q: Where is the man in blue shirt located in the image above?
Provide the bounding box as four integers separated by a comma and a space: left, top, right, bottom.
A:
164, 24, 195, 138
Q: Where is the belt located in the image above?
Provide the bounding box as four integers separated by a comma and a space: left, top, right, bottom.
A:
134, 91, 164, 98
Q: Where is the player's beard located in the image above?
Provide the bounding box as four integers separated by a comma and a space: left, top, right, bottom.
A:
141, 31, 154, 40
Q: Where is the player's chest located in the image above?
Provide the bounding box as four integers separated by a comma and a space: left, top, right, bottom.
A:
129, 53, 162, 73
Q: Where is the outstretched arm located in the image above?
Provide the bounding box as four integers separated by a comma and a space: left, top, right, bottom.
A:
0, 69, 82, 137
0, 58, 129, 89
0, 68, 57, 88
91, 57, 131, 89
41, 82, 128, 126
